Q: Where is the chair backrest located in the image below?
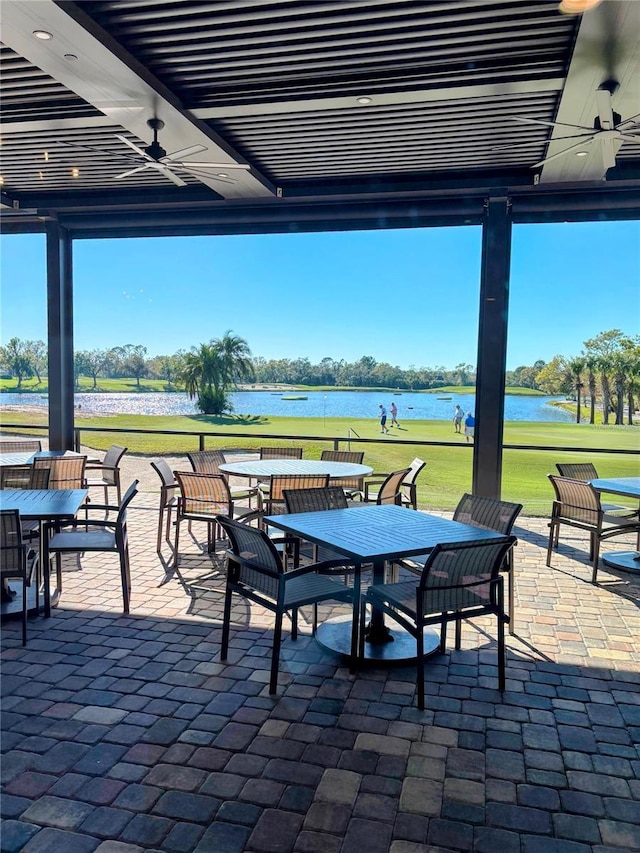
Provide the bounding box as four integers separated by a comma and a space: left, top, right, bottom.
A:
187, 450, 226, 474
377, 468, 412, 505
29, 467, 51, 489
175, 471, 232, 517
453, 493, 523, 536
268, 474, 329, 502
283, 486, 348, 514
115, 480, 139, 552
555, 462, 598, 481
216, 514, 284, 600
259, 446, 303, 460
403, 457, 426, 486
419, 537, 516, 610
0, 439, 42, 453
320, 450, 364, 465
33, 456, 86, 489
548, 475, 601, 525
0, 465, 32, 490
0, 509, 26, 578
151, 458, 177, 488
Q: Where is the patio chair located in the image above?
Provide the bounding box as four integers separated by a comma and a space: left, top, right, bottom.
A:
360, 458, 426, 509
320, 449, 366, 500
360, 536, 515, 709
33, 455, 87, 490
555, 462, 637, 516
392, 494, 522, 633
283, 485, 353, 569
260, 474, 329, 516
0, 439, 42, 453
1, 509, 39, 645
259, 447, 304, 460
44, 480, 139, 614
216, 514, 360, 694
188, 450, 258, 505
547, 475, 640, 583
85, 444, 127, 504
353, 467, 412, 507
151, 459, 179, 553
173, 471, 252, 567
0, 465, 32, 490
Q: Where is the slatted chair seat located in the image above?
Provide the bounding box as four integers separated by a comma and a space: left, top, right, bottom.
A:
547, 475, 640, 583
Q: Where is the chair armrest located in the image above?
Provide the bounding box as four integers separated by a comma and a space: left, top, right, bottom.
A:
85, 502, 119, 513
86, 464, 117, 473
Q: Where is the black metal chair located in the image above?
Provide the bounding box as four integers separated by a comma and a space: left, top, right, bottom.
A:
85, 444, 127, 504
359, 458, 426, 509
547, 475, 640, 583
320, 449, 366, 500
355, 467, 412, 507
216, 514, 360, 694
361, 537, 516, 709
44, 480, 139, 613
1, 509, 38, 645
188, 449, 258, 505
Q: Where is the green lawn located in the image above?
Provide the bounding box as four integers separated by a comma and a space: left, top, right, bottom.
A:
2, 408, 637, 516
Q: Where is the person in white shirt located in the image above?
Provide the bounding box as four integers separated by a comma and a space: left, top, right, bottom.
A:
379, 404, 389, 434
453, 404, 464, 433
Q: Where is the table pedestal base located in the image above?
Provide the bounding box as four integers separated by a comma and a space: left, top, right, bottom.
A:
602, 551, 640, 574
315, 615, 440, 664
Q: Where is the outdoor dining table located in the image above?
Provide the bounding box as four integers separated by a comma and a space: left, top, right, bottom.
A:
219, 458, 373, 481
0, 452, 35, 467
591, 477, 640, 575
0, 488, 89, 617
265, 503, 505, 662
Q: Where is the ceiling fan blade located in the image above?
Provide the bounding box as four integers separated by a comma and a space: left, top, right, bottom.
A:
115, 165, 154, 179
600, 135, 617, 170
595, 88, 614, 130
175, 166, 236, 184
531, 137, 594, 168
161, 144, 207, 162
512, 116, 594, 131
154, 165, 187, 187
165, 161, 251, 170
492, 134, 594, 151
115, 134, 153, 161
616, 112, 640, 130
56, 140, 138, 162
619, 134, 640, 144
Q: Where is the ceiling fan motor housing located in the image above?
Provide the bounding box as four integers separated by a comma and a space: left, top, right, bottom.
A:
594, 111, 621, 130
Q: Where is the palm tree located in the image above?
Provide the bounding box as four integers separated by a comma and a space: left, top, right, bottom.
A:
598, 355, 613, 425
180, 332, 254, 415
568, 357, 585, 424
583, 354, 598, 425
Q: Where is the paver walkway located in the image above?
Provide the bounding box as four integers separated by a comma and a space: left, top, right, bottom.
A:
1, 474, 639, 853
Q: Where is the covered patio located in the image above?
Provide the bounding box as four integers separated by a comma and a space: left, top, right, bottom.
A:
2, 473, 640, 852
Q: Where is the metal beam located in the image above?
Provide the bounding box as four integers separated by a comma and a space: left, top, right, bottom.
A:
472, 196, 512, 499
46, 220, 74, 450
0, 0, 275, 199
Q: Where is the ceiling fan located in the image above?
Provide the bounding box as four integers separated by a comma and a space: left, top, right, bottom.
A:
57, 117, 250, 187
497, 81, 640, 173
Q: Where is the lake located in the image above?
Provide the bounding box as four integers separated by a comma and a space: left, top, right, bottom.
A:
1, 390, 574, 422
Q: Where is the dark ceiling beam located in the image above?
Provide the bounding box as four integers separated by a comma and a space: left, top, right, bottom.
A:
193, 78, 565, 119
0, 0, 276, 199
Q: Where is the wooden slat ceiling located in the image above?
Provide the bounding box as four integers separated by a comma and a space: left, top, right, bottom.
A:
0, 0, 638, 225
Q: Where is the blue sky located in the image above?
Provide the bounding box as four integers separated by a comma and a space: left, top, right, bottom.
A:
1, 220, 638, 370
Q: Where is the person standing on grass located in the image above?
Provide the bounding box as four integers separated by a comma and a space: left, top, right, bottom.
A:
379, 404, 389, 434
464, 411, 475, 443
453, 404, 464, 433
390, 401, 399, 427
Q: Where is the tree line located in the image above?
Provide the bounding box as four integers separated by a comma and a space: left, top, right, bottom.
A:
1, 328, 638, 421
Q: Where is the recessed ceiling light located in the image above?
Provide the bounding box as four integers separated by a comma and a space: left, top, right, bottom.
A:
558, 0, 603, 14
33, 30, 53, 40
357, 96, 372, 105
64, 53, 78, 61
71, 167, 80, 178
575, 150, 589, 157
43, 151, 49, 162
217, 173, 229, 178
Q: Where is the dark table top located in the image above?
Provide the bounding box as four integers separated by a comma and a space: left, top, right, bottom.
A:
265, 504, 503, 563
591, 477, 640, 500
0, 489, 88, 520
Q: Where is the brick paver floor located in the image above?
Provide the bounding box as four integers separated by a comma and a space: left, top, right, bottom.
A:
2, 478, 639, 853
